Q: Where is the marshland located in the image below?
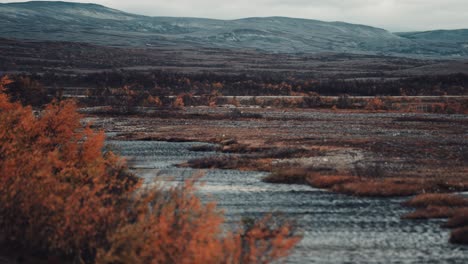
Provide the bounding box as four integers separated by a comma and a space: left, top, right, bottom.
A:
1, 1, 468, 263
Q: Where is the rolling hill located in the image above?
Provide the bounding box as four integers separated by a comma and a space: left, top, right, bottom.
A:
0, 1, 467, 57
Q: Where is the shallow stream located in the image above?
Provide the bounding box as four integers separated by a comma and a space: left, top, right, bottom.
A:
108, 140, 468, 264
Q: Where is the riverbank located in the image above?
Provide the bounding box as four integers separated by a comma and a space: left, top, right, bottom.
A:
90, 106, 467, 185
89, 106, 468, 245
108, 140, 468, 263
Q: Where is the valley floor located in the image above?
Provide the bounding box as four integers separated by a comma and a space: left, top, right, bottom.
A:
89, 107, 468, 192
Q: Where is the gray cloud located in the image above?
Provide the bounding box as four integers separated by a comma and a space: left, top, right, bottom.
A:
3, 0, 468, 31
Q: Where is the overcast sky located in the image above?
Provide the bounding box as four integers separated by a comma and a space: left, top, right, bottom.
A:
4, 0, 468, 31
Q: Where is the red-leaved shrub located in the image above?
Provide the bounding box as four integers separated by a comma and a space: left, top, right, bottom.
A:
0, 77, 301, 263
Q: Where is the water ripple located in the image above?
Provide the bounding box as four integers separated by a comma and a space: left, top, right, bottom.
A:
108, 140, 468, 264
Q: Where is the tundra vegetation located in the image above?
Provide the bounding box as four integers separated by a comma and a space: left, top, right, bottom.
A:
0, 76, 301, 263
1, 37, 467, 257
2, 71, 468, 114
95, 105, 466, 245
1, 9, 468, 261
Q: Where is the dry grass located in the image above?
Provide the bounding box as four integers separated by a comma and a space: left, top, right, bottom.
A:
329, 178, 468, 198
185, 156, 241, 170
402, 193, 468, 208
264, 170, 439, 198
184, 138, 315, 174
218, 142, 312, 159
444, 208, 468, 229
401, 193, 468, 221
306, 175, 359, 189
263, 168, 309, 184
332, 178, 428, 197
185, 155, 468, 198
257, 148, 311, 159
263, 169, 433, 199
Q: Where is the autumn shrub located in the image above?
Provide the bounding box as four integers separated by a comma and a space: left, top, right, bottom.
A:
229, 96, 241, 107
0, 81, 300, 263
281, 97, 304, 108
109, 85, 140, 113
96, 180, 226, 264
2, 75, 50, 107
0, 82, 138, 261
302, 93, 322, 108
97, 181, 300, 264
231, 215, 300, 263
142, 95, 163, 107
172, 94, 185, 108
365, 97, 385, 111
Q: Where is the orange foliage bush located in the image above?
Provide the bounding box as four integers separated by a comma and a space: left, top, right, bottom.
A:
144, 95, 163, 107
0, 81, 300, 263
0, 80, 139, 260
97, 180, 227, 264
365, 97, 385, 111
173, 94, 186, 108
97, 181, 300, 264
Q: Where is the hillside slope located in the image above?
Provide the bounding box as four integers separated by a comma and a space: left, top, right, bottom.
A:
0, 1, 467, 57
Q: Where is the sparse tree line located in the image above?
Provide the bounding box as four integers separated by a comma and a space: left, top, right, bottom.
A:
7, 71, 468, 97
1, 71, 467, 114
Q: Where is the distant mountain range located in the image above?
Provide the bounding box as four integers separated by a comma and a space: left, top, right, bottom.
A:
1, 1, 468, 57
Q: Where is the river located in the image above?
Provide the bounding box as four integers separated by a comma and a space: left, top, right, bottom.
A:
108, 140, 468, 264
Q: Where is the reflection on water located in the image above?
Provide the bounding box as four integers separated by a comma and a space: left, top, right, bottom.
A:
108, 140, 468, 264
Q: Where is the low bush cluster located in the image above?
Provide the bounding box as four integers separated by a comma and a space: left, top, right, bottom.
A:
0, 77, 300, 263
